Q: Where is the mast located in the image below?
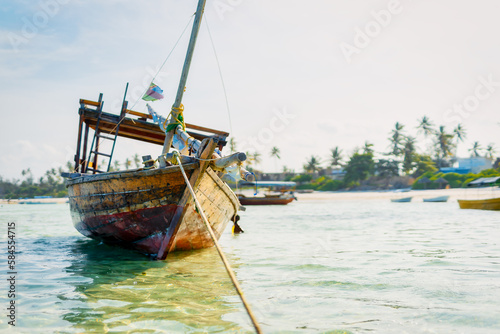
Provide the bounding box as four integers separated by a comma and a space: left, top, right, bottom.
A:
162, 0, 207, 155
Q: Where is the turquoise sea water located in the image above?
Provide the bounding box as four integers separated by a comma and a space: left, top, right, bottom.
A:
1, 197, 500, 333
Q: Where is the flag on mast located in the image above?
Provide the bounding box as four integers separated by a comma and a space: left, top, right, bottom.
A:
142, 83, 164, 101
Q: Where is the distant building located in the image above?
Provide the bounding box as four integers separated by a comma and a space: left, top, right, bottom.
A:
330, 167, 346, 180
440, 157, 493, 174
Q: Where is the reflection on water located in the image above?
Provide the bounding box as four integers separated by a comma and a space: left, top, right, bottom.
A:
61, 239, 248, 333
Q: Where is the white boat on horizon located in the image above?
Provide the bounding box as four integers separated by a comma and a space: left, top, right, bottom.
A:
423, 195, 449, 202
391, 197, 412, 203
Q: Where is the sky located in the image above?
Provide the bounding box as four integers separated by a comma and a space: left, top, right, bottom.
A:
1, 0, 500, 180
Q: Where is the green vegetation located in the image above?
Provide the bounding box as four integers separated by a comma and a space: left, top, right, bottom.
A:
281, 116, 498, 192
0, 168, 68, 199
412, 169, 500, 190
0, 155, 143, 199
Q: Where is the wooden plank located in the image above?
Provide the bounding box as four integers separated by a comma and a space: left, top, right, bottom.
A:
80, 99, 101, 107
81, 109, 228, 148
74, 114, 84, 172
185, 122, 229, 136
156, 138, 218, 259
126, 109, 153, 119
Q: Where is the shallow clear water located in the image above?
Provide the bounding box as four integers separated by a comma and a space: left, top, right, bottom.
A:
1, 197, 499, 333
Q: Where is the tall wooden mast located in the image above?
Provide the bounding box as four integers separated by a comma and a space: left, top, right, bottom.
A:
162, 0, 207, 155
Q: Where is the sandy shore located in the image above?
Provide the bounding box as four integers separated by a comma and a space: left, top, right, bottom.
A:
294, 188, 500, 202
2, 188, 499, 205
0, 198, 69, 204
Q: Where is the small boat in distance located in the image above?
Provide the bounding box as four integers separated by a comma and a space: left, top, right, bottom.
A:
18, 196, 69, 204
391, 188, 412, 202
423, 195, 449, 203
237, 181, 297, 206
458, 177, 500, 211
390, 197, 412, 203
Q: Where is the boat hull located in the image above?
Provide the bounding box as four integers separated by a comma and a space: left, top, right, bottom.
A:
457, 197, 500, 210
423, 195, 449, 202
67, 164, 239, 259
237, 195, 295, 205
391, 197, 412, 203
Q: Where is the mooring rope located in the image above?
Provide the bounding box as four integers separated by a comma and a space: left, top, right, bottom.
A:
173, 151, 262, 334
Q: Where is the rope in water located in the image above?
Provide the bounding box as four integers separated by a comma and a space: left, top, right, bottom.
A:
173, 151, 262, 334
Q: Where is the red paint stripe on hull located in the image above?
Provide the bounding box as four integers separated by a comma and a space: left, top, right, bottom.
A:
72, 204, 180, 256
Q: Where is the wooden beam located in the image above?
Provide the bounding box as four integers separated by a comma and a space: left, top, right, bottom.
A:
80, 109, 228, 148
185, 122, 229, 137
125, 109, 153, 119
79, 99, 101, 107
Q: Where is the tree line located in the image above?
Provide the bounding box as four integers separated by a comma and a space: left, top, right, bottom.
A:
2, 118, 497, 198
230, 116, 498, 190
0, 154, 145, 199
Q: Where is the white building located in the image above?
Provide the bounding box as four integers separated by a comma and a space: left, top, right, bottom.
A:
457, 157, 493, 174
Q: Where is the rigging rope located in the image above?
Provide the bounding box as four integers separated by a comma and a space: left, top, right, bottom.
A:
76, 15, 196, 173
173, 151, 262, 334
129, 14, 195, 111
204, 15, 234, 136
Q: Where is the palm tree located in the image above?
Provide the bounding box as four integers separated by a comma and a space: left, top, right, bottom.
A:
469, 141, 482, 157
329, 146, 343, 167
402, 136, 417, 174
21, 168, 33, 185
363, 141, 374, 155
388, 122, 405, 157
416, 116, 434, 137
125, 158, 132, 170
486, 144, 496, 159
245, 151, 255, 169
435, 126, 454, 168
229, 137, 237, 154
252, 151, 262, 167
113, 160, 121, 171
269, 146, 281, 172
133, 154, 141, 168
453, 123, 467, 157
304, 155, 321, 174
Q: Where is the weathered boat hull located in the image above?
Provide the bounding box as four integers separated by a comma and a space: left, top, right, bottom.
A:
237, 195, 295, 205
457, 198, 500, 210
67, 164, 239, 259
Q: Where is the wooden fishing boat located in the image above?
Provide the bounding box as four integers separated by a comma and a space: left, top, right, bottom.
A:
237, 194, 295, 206
64, 0, 251, 260
458, 177, 500, 211
423, 195, 449, 203
237, 181, 297, 206
457, 197, 500, 210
